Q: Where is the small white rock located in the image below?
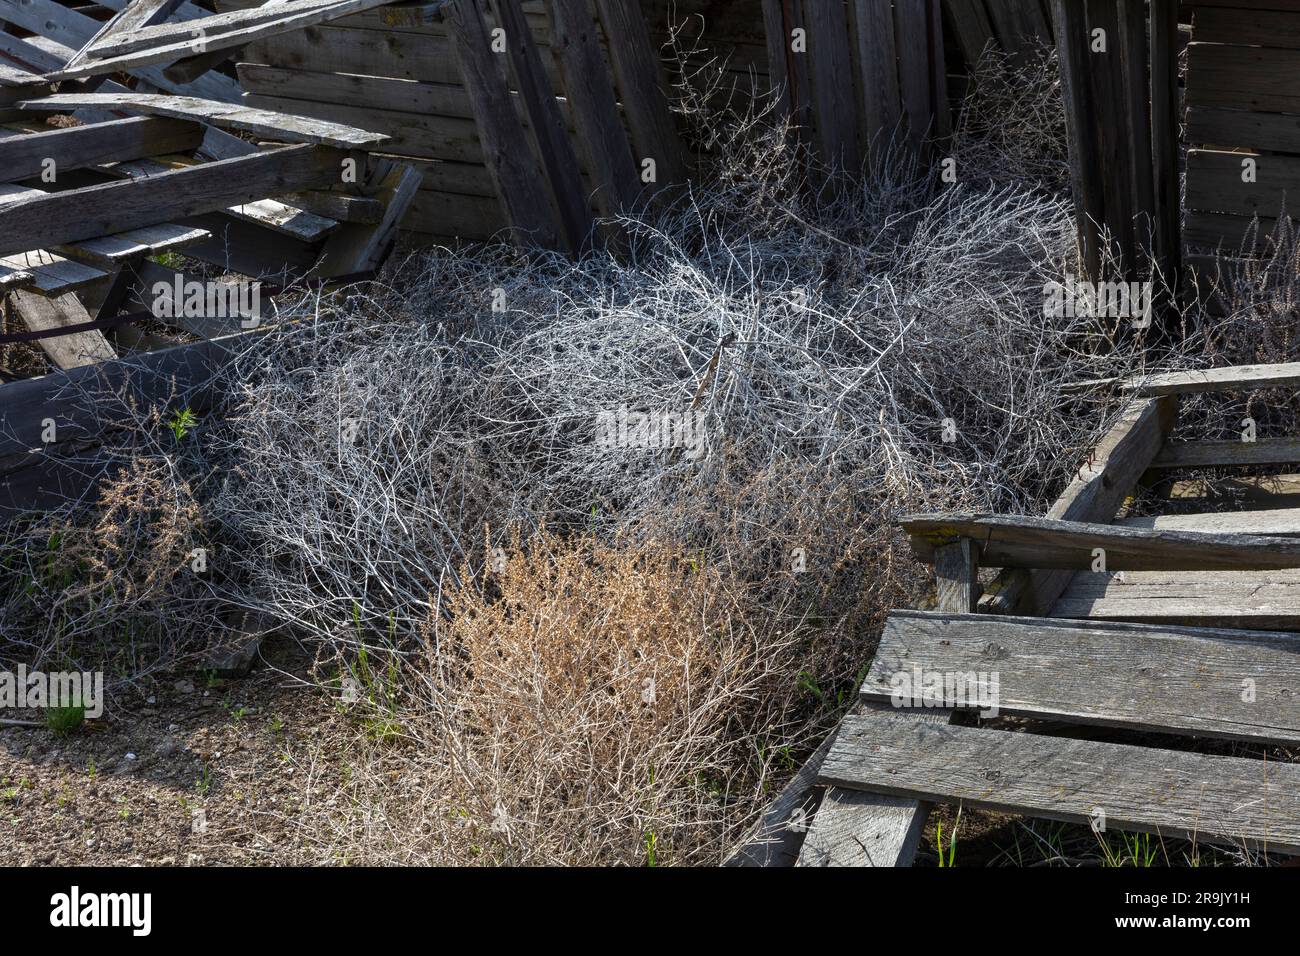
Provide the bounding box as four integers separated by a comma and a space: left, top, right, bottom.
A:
125, 752, 137, 761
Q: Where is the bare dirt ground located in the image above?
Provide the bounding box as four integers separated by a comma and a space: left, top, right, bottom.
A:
0, 641, 355, 866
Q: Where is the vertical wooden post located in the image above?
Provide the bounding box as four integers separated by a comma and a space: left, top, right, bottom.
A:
493, 0, 593, 252
849, 0, 901, 161
593, 0, 690, 191
548, 0, 641, 224
934, 539, 981, 613
928, 0, 951, 141
894, 0, 933, 157
761, 0, 793, 122
806, 0, 860, 175
1051, 0, 1104, 281
1087, 0, 1136, 274
1118, 0, 1155, 271
447, 0, 564, 251
941, 0, 996, 68
1150, 0, 1182, 325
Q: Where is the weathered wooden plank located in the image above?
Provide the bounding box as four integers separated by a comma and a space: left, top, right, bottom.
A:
54, 222, 211, 265
549, 0, 640, 224
848, 0, 901, 153
1191, 5, 1300, 49
1118, 0, 1154, 260
893, 0, 931, 155
10, 290, 116, 369
1051, 566, 1300, 629
445, 0, 561, 250
1151, 0, 1181, 307
904, 511, 1300, 571
1166, 473, 1300, 510
1087, 0, 1135, 270
820, 711, 1300, 853
0, 115, 203, 181
402, 186, 504, 237
724, 729, 832, 866
18, 92, 388, 148
1184, 208, 1279, 252
1123, 361, 1300, 396
0, 0, 240, 101
805, 0, 859, 172
51, 0, 401, 80
1119, 508, 1300, 535
981, 396, 1176, 615
986, 0, 1051, 63
0, 143, 344, 257
942, 0, 995, 65
235, 63, 475, 118
864, 609, 1300, 745
495, 0, 590, 251
65, 0, 186, 70
1188, 107, 1300, 155
0, 250, 108, 295
759, 0, 792, 120
1187, 43, 1300, 106
272, 189, 383, 223
1151, 438, 1300, 469
316, 161, 422, 276
1052, 0, 1103, 280
594, 0, 689, 189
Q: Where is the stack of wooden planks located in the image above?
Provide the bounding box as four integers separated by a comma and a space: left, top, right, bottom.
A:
1184, 0, 1300, 260
731, 360, 1300, 866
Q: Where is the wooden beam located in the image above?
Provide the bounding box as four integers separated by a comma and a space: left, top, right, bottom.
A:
445, 0, 563, 250
0, 116, 203, 182
548, 0, 641, 223
849, 0, 900, 156
1124, 361, 1300, 396
18, 93, 388, 148
1150, 0, 1181, 312
1119, 508, 1300, 534
593, 0, 690, 189
805, 0, 859, 172
863, 609, 1300, 745
0, 144, 345, 257
1118, 0, 1155, 264
9, 290, 116, 369
64, 0, 187, 70
903, 511, 1300, 571
981, 395, 1177, 615
1151, 438, 1300, 469
1051, 0, 1103, 280
315, 161, 422, 277
493, 0, 592, 251
821, 710, 1300, 853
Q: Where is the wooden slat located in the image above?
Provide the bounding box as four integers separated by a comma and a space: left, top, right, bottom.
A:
235, 63, 476, 119
863, 609, 1300, 745
1192, 5, 1300, 49
1184, 208, 1279, 252
1151, 0, 1181, 306
1051, 566, 1300, 629
760, 0, 792, 121
594, 0, 689, 189
549, 0, 640, 225
981, 396, 1177, 615
444, 0, 561, 250
849, 0, 901, 152
893, 0, 931, 155
315, 161, 421, 276
50, 0, 400, 81
1087, 0, 1135, 269
0, 0, 240, 102
820, 711, 1300, 853
1119, 508, 1300, 534
0, 143, 344, 257
1187, 43, 1300, 106
904, 511, 1300, 571
0, 250, 107, 295
495, 0, 590, 252
64, 0, 186, 70
18, 92, 388, 148
0, 116, 203, 181
1188, 107, 1300, 155
1119, 0, 1154, 260
1123, 361, 1300, 396
1152, 438, 1300, 469
941, 0, 995, 65
806, 0, 859, 172
1166, 473, 1300, 510
10, 290, 116, 369
724, 730, 832, 866
1052, 0, 1103, 280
